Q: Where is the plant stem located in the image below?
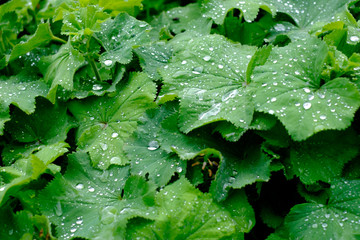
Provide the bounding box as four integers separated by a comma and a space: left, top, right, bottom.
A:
51, 36, 67, 44
88, 56, 102, 82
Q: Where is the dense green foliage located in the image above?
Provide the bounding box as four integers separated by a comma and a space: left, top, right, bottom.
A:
1, 0, 360, 239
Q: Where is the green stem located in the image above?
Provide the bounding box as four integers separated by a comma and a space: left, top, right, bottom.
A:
51, 36, 67, 44
88, 56, 102, 82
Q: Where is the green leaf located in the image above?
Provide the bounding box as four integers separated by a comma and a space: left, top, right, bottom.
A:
69, 72, 156, 169
7, 23, 54, 63
134, 42, 172, 80
289, 128, 359, 184
253, 35, 360, 141
0, 72, 48, 135
0, 142, 69, 206
124, 104, 186, 187
221, 190, 256, 233
61, 5, 109, 37
126, 177, 238, 239
160, 34, 257, 133
284, 179, 360, 239
95, 13, 150, 67
6, 98, 75, 144
274, 0, 355, 29
98, 0, 143, 16
214, 112, 277, 142
201, 0, 276, 25
0, 208, 37, 240
210, 144, 271, 201
39, 41, 85, 103
38, 151, 158, 240
150, 3, 212, 38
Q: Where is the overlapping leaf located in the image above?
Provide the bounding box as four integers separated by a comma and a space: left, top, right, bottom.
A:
284, 179, 360, 239
126, 177, 239, 239
253, 35, 360, 140
95, 13, 151, 68
69, 72, 156, 169
0, 72, 48, 134
160, 34, 258, 133
38, 151, 157, 240
201, 0, 276, 25
289, 129, 359, 184
39, 41, 86, 102
0, 142, 69, 206
124, 104, 186, 187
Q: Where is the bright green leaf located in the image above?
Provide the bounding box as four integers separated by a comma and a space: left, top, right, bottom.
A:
7, 23, 54, 62
69, 72, 156, 169
38, 151, 157, 240
95, 13, 150, 67
285, 179, 360, 239
39, 41, 85, 103
201, 0, 275, 25
124, 104, 186, 187
126, 177, 238, 239
160, 34, 258, 133
253, 36, 360, 141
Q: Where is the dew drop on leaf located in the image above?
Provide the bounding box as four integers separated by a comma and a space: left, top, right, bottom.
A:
100, 143, 108, 151
111, 132, 119, 138
303, 102, 311, 110
92, 84, 103, 91
55, 201, 63, 216
350, 36, 359, 42
75, 183, 84, 190
148, 140, 160, 150
104, 59, 113, 66
203, 55, 211, 61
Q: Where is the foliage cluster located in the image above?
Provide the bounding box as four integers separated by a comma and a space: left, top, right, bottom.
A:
1, 0, 360, 239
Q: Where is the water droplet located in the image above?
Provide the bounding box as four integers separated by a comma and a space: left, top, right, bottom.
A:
222, 89, 238, 102
271, 97, 277, 102
100, 143, 108, 151
203, 55, 211, 61
320, 115, 326, 120
269, 110, 275, 114
0, 186, 5, 191
92, 84, 103, 91
110, 156, 121, 164
55, 201, 63, 216
70, 228, 77, 233
148, 140, 160, 151
303, 87, 311, 93
76, 219, 83, 225
312, 223, 318, 228
303, 102, 311, 110
111, 132, 118, 138
88, 187, 95, 192
325, 214, 330, 219
218, 64, 224, 69
104, 60, 113, 66
176, 167, 183, 173
350, 36, 359, 42
75, 183, 84, 190
322, 223, 328, 228
199, 103, 221, 120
